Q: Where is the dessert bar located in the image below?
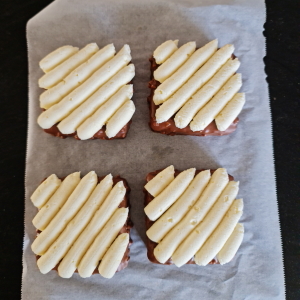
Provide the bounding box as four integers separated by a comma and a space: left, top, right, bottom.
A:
31, 172, 133, 278
144, 166, 244, 267
148, 40, 245, 136
37, 43, 136, 140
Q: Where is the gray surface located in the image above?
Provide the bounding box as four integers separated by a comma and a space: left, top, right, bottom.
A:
23, 0, 285, 299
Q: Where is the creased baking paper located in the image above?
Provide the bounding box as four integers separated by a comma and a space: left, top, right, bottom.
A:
23, 0, 285, 299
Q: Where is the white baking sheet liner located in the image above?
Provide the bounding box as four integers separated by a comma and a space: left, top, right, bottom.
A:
23, 0, 285, 299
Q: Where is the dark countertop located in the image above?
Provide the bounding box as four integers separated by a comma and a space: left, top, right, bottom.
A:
0, 0, 299, 299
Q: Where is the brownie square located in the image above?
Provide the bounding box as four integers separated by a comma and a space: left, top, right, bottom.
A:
147, 56, 239, 136
35, 175, 133, 275
144, 168, 234, 265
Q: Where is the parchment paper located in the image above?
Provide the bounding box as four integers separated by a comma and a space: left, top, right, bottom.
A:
23, 0, 285, 299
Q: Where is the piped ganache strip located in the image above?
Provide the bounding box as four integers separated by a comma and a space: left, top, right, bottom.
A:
37, 43, 136, 140
148, 40, 245, 136
31, 172, 133, 278
144, 166, 244, 267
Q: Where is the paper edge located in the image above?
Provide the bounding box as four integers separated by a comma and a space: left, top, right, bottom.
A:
22, 2, 59, 295
22, 19, 31, 300
262, 1, 286, 297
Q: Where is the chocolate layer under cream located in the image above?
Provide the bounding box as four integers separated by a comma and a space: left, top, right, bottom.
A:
35, 175, 133, 275
144, 168, 234, 265
44, 122, 131, 140
148, 56, 239, 136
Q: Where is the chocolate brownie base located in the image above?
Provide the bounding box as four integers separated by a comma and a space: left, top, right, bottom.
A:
35, 175, 133, 275
148, 55, 239, 136
44, 121, 132, 140
144, 168, 234, 265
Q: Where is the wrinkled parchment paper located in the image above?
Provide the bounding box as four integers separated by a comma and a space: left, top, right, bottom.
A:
23, 0, 285, 299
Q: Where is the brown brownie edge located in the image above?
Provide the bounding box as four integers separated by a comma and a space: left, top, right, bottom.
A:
44, 121, 132, 140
